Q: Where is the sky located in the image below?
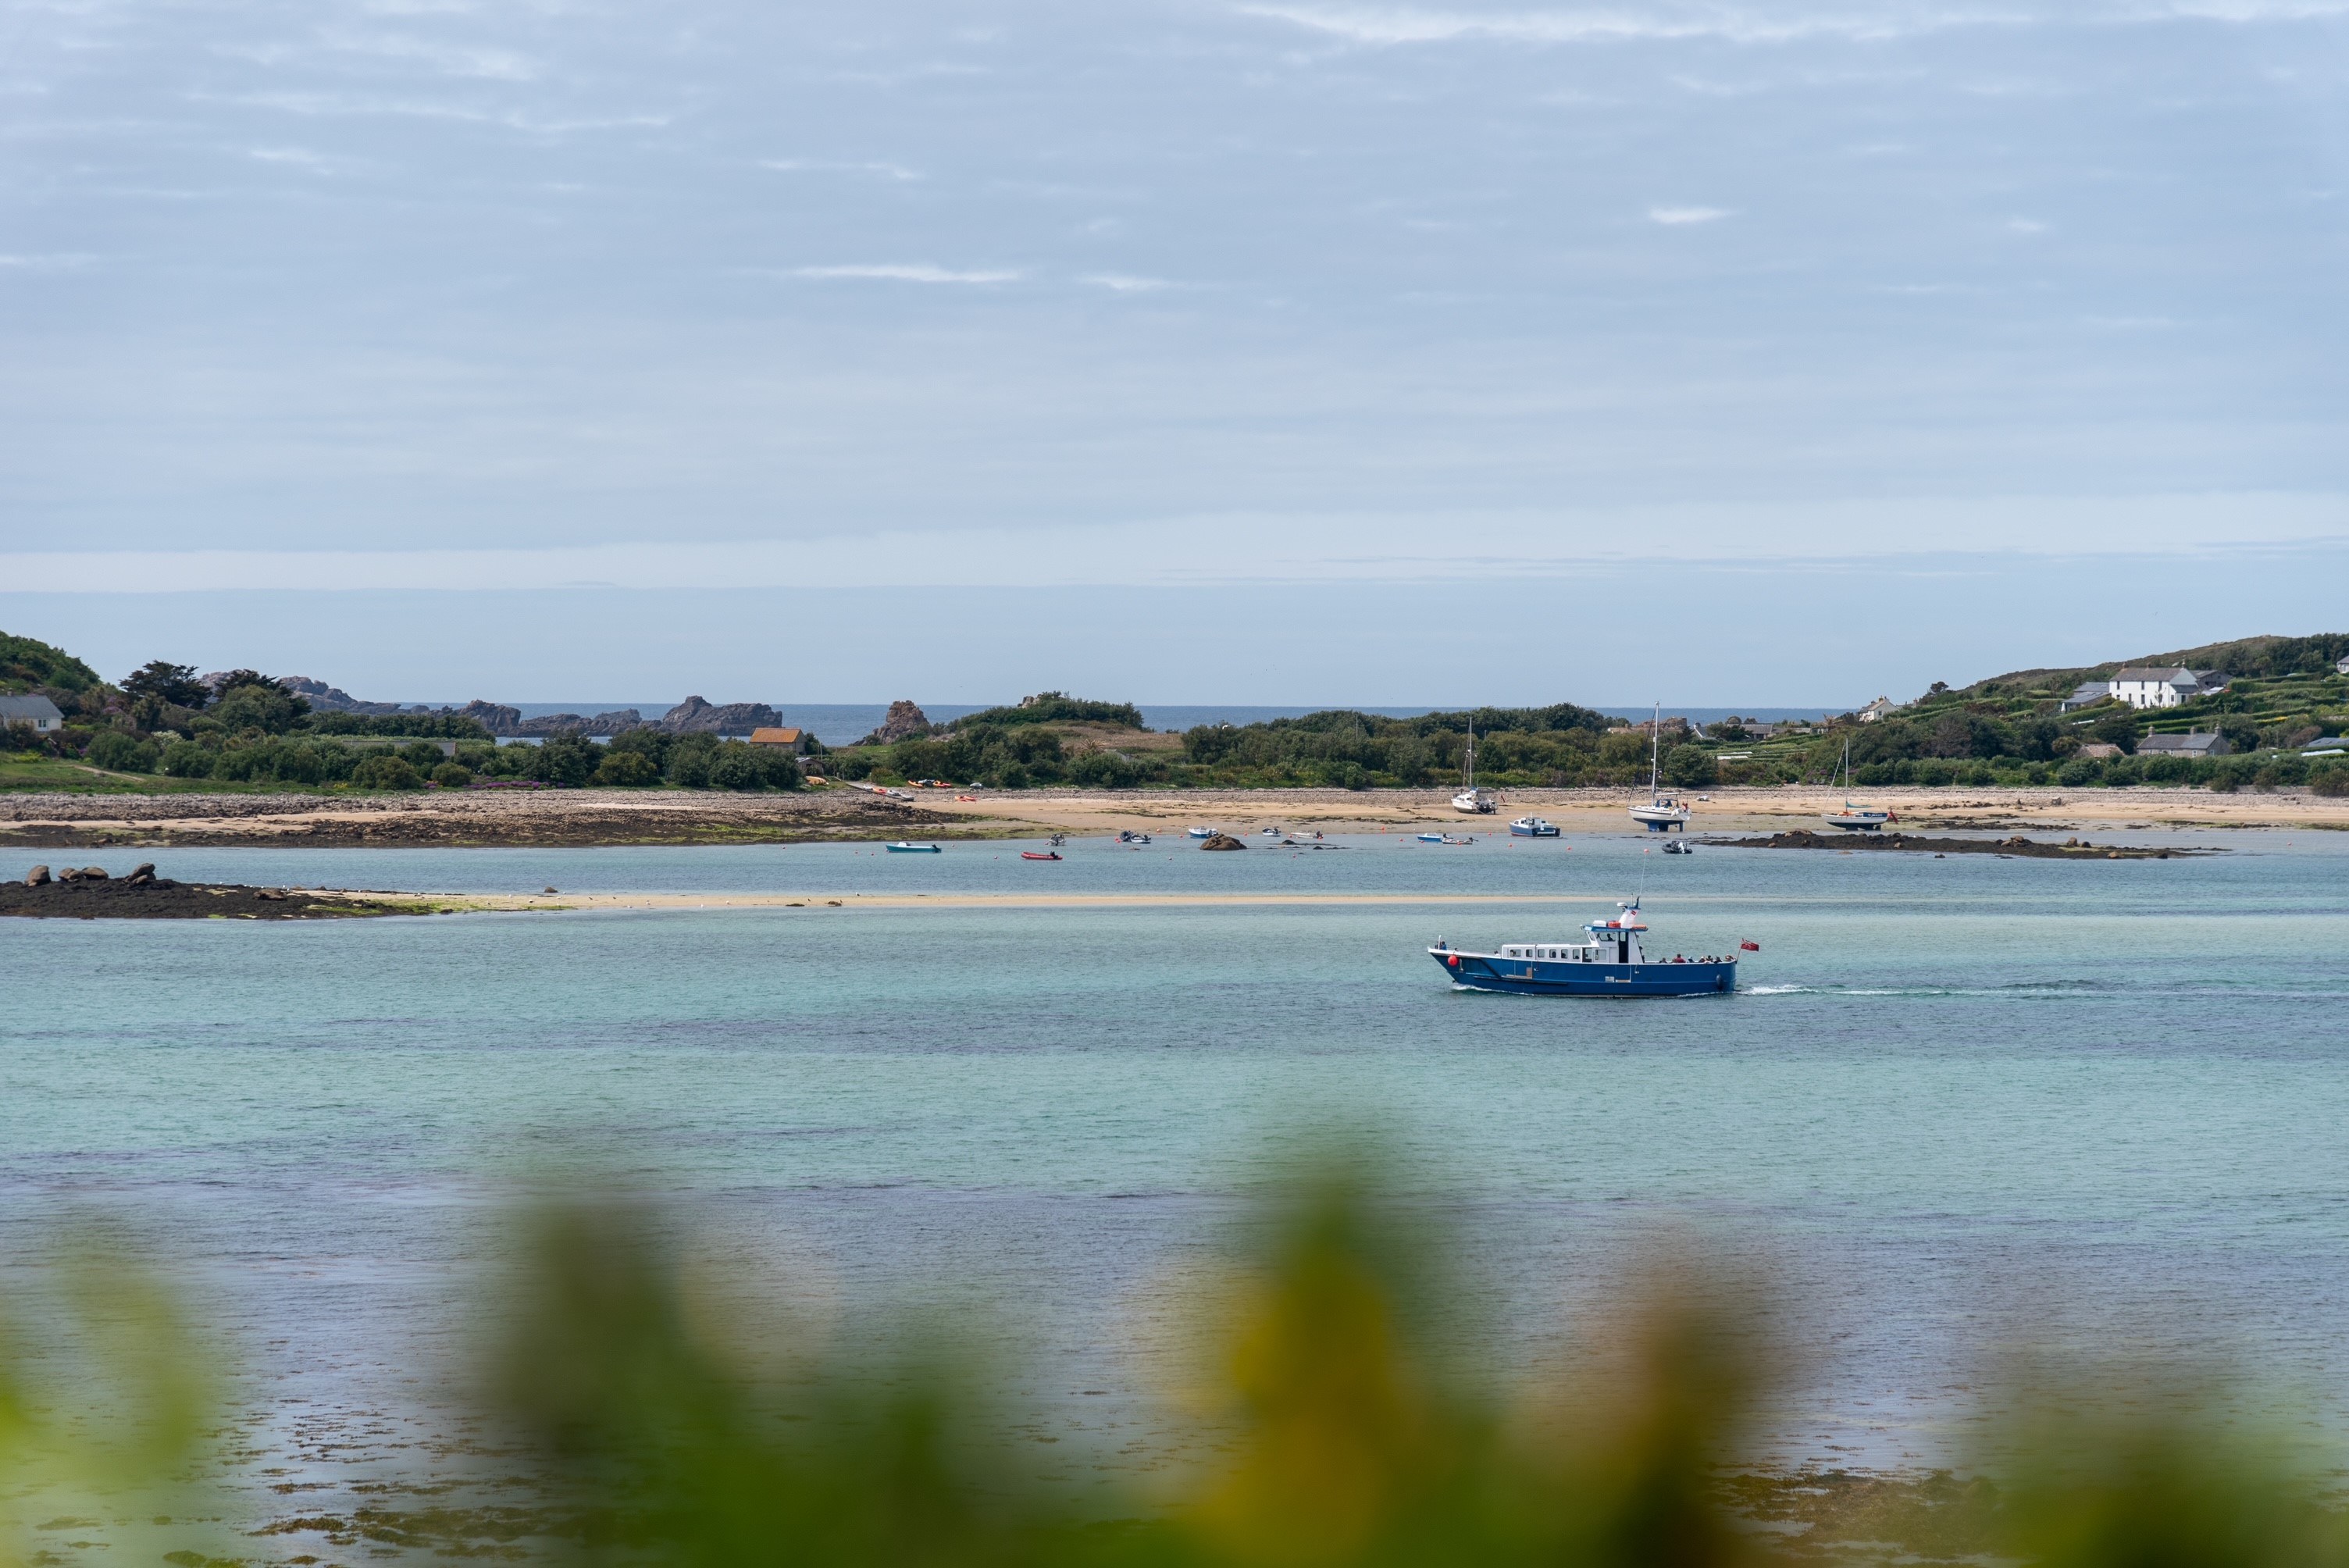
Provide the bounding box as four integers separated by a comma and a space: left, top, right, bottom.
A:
3, 0, 2347, 704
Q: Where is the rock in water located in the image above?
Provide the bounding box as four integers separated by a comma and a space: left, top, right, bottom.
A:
872, 700, 931, 744
25, 864, 49, 886
1199, 832, 1247, 851
127, 863, 156, 885
659, 696, 783, 734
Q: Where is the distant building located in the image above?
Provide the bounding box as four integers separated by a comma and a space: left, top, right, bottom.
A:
2137, 731, 2230, 758
2059, 680, 2112, 712
0, 694, 63, 733
2074, 742, 2123, 759
2304, 736, 2347, 757
1856, 697, 1895, 723
2108, 667, 2226, 710
2337, 656, 2349, 675
747, 726, 806, 752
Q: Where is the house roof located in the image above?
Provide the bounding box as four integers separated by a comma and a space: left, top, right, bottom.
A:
0, 694, 63, 722
2112, 666, 2199, 684
2137, 731, 2225, 754
747, 726, 804, 745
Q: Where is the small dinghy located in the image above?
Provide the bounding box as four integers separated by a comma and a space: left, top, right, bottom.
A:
1661, 839, 1692, 855
1415, 832, 1447, 843
1117, 830, 1153, 844
886, 842, 942, 853
1187, 826, 1216, 838
1021, 850, 1062, 861
1509, 816, 1560, 838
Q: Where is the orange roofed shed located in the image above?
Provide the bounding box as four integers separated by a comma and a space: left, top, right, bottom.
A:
748, 727, 805, 749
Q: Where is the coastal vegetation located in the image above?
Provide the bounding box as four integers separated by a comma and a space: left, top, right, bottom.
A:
6, 628, 2344, 796
0, 636, 807, 795
4, 1159, 2341, 1567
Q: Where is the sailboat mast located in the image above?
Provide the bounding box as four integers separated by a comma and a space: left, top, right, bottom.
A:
1649, 702, 1662, 804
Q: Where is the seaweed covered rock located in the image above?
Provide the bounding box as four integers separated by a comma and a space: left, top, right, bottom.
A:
1199, 832, 1247, 851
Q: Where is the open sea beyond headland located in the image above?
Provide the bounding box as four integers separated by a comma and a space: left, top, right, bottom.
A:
5, 829, 2347, 1505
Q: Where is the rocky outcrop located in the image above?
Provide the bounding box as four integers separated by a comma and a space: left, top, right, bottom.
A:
460, 700, 523, 735
658, 697, 781, 735
515, 709, 643, 737
1199, 832, 1247, 851
24, 864, 48, 886
862, 700, 931, 746
282, 676, 405, 715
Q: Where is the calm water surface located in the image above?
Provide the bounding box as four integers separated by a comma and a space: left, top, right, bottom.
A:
4, 829, 2346, 1490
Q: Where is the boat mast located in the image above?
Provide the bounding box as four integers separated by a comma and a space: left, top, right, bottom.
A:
1649, 701, 1662, 804
1464, 722, 1477, 793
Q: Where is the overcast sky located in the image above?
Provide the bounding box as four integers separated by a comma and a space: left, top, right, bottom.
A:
4, 0, 2346, 703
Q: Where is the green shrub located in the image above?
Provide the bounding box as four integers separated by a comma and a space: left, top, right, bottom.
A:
208, 681, 305, 735
528, 732, 600, 788
706, 740, 798, 791
159, 740, 216, 779
431, 761, 473, 788
593, 749, 661, 787
668, 734, 718, 789
85, 730, 159, 773
2310, 763, 2349, 797
1662, 744, 1720, 789
401, 741, 447, 773
211, 747, 262, 782
350, 754, 425, 791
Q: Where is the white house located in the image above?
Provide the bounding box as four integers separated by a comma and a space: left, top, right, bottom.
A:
0, 694, 63, 733
2108, 667, 2225, 710
1856, 697, 1895, 723
2337, 656, 2349, 675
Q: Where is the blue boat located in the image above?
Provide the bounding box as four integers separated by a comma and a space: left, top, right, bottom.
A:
1429, 900, 1737, 996
1508, 816, 1559, 837
886, 841, 942, 853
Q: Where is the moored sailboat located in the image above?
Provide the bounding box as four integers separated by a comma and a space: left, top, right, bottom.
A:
1453, 722, 1496, 814
1822, 739, 1891, 832
1627, 703, 1691, 832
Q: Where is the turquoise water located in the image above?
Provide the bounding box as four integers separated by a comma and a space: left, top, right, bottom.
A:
4, 829, 2347, 1484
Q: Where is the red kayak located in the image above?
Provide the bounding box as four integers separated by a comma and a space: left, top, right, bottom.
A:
1020, 850, 1062, 861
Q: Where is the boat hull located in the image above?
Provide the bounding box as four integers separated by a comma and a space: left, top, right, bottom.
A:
1432, 950, 1734, 996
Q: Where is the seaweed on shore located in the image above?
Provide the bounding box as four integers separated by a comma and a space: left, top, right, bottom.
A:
1703, 831, 2214, 860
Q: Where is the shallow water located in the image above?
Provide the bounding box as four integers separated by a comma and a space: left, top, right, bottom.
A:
4, 829, 2347, 1501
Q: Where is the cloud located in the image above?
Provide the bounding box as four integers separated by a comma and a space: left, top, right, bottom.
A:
2007, 216, 2048, 232
7, 496, 2344, 596
248, 145, 339, 172
1235, 4, 1937, 46
1649, 205, 1731, 224
1235, 0, 2349, 46
1081, 273, 1174, 292
761, 158, 922, 181
791, 263, 1021, 283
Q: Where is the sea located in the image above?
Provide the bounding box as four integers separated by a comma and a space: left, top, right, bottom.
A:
4, 827, 2347, 1519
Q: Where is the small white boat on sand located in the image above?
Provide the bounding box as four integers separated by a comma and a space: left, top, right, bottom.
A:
1453, 722, 1496, 814
1822, 739, 1891, 831
1628, 703, 1691, 832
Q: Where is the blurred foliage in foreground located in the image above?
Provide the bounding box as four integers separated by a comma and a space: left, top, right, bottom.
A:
6, 1164, 2349, 1567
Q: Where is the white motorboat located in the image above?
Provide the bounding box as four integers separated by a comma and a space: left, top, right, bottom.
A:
1628, 703, 1691, 832
1452, 722, 1496, 814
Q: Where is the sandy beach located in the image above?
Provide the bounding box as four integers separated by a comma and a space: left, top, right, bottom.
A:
2, 781, 2341, 852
